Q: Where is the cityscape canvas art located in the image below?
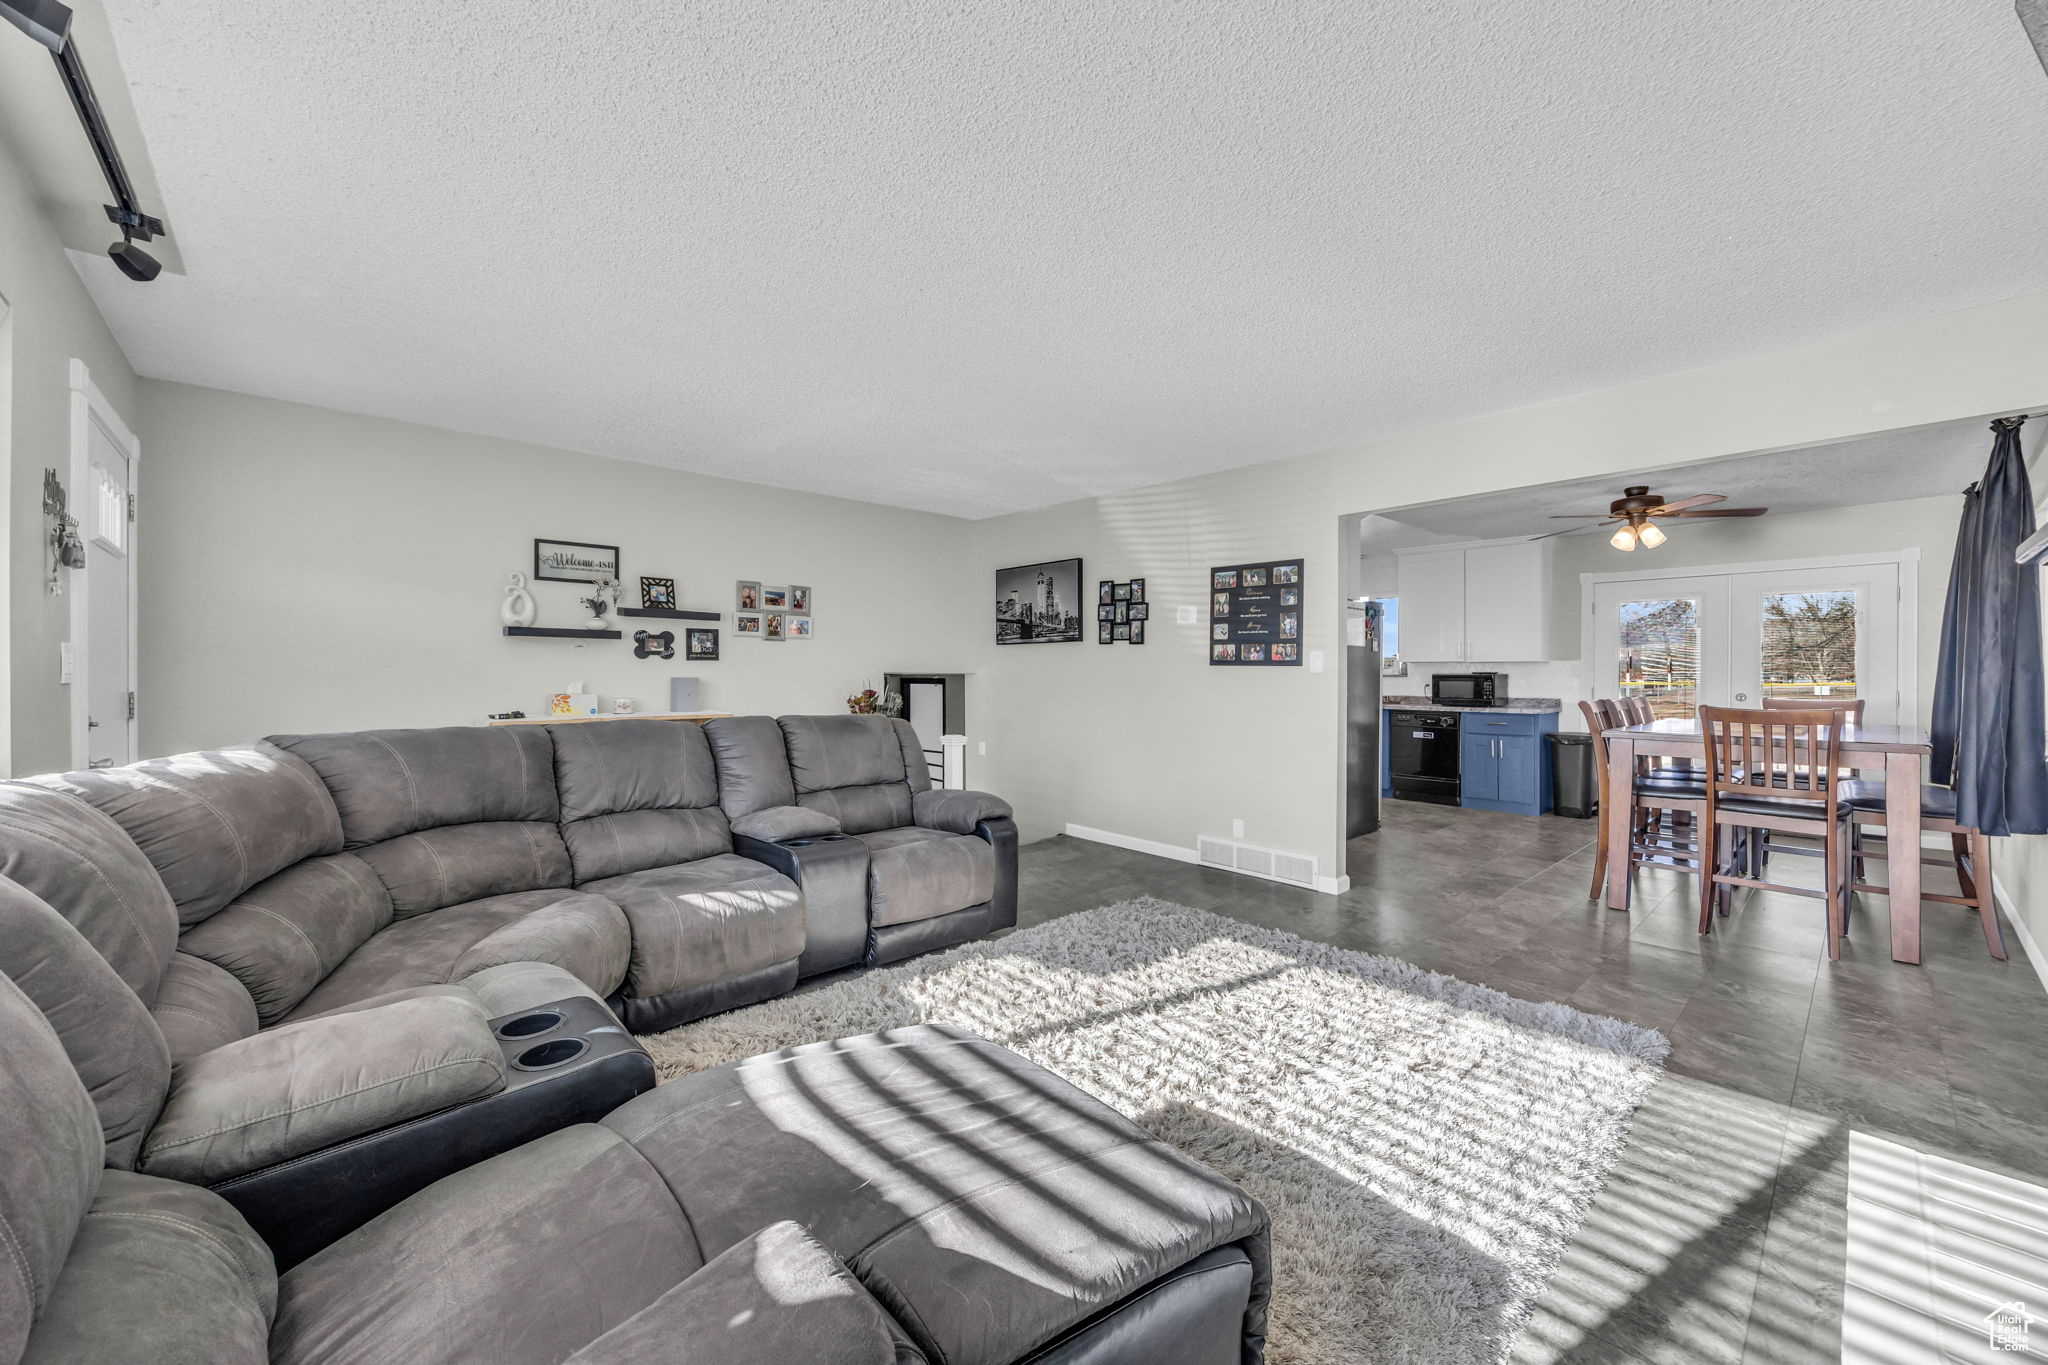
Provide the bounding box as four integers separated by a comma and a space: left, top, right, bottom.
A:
995, 558, 1084, 644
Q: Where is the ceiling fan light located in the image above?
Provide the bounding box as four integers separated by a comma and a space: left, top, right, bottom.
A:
1610, 525, 1638, 551
1637, 521, 1667, 548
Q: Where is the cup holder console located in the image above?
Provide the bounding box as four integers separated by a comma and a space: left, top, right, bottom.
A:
512, 1037, 590, 1071
494, 1010, 564, 1040
784, 838, 819, 847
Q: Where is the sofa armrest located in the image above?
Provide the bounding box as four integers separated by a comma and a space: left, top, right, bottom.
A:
913, 789, 1013, 835
141, 993, 506, 1184
731, 804, 842, 842
733, 832, 870, 978
564, 1221, 927, 1365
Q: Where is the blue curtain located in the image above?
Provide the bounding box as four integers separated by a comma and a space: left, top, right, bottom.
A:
1930, 416, 2048, 836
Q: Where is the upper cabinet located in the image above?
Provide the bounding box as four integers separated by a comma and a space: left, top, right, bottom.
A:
1395, 539, 1553, 662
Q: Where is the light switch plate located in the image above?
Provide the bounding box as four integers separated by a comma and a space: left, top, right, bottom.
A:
1308, 650, 1325, 673
1176, 605, 1197, 625
59, 641, 74, 683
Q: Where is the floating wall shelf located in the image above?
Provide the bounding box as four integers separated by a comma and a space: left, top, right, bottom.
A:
503, 626, 623, 640
616, 607, 721, 621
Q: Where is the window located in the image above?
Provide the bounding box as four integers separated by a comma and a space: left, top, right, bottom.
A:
1379, 597, 1403, 673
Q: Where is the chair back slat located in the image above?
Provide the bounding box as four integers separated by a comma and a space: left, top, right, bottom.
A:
1621, 695, 1655, 725
1762, 696, 1865, 725
1697, 705, 1847, 800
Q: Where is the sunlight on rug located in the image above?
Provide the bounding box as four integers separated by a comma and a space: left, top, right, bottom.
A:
642, 897, 1668, 1365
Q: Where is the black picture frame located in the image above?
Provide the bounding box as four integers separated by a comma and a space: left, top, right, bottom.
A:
1128, 602, 1148, 622
1131, 619, 1145, 644
1129, 578, 1145, 602
1209, 558, 1305, 666
995, 557, 1084, 645
1098, 621, 1113, 644
534, 538, 619, 584
1099, 580, 1114, 605
1112, 582, 1131, 602
1098, 604, 1115, 622
685, 628, 719, 661
639, 577, 675, 609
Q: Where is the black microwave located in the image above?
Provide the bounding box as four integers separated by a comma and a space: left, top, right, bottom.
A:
1430, 672, 1507, 707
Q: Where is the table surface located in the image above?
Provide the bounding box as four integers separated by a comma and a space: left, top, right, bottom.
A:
1601, 719, 1930, 751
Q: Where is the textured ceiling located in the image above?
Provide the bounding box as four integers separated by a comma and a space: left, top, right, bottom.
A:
1365, 419, 1994, 548
75, 1, 2048, 518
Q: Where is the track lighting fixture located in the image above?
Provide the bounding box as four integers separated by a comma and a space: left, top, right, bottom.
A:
3, 0, 169, 282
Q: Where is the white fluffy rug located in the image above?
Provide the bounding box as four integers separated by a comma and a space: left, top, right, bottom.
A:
642, 898, 1667, 1364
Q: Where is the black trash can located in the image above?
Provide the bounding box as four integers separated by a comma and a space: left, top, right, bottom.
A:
1548, 731, 1597, 819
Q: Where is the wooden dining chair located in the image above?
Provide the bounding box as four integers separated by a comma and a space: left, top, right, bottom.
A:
1696, 705, 1854, 959
1763, 696, 1867, 723
1845, 783, 2007, 959
1583, 699, 1709, 904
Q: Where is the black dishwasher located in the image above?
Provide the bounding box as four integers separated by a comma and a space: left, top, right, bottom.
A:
1388, 710, 1460, 806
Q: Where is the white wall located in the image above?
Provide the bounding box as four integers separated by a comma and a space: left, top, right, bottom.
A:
0, 133, 140, 775
960, 291, 2048, 895
135, 381, 977, 754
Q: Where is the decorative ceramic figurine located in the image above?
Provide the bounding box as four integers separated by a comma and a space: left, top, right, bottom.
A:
500, 571, 537, 628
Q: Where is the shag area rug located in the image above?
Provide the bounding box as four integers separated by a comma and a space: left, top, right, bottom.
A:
643, 898, 1667, 1364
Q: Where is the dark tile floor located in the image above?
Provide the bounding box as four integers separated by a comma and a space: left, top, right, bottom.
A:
1009, 800, 2048, 1364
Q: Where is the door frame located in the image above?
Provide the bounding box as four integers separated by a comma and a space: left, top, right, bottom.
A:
68, 359, 140, 770
1579, 548, 1920, 722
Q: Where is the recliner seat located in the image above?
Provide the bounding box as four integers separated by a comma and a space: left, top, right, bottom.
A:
0, 948, 1272, 1365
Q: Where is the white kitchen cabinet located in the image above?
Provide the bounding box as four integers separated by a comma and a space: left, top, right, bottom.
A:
1394, 549, 1466, 661
1395, 539, 1552, 662
1464, 541, 1552, 660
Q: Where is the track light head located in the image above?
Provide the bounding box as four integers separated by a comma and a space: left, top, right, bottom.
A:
108, 239, 159, 281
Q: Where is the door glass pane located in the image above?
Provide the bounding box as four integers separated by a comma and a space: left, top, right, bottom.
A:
1618, 598, 1700, 718
1759, 591, 1857, 704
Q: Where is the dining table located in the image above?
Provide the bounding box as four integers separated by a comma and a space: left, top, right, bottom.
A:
1600, 717, 1934, 963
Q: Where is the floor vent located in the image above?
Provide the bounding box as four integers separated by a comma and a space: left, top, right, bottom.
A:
1196, 835, 1318, 889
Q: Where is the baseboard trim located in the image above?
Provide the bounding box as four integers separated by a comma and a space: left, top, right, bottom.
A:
1990, 873, 2048, 999
1062, 823, 1349, 897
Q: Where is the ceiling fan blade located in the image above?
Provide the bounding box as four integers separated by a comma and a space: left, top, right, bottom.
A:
1644, 493, 1725, 515
1660, 507, 1767, 518
1548, 514, 1613, 519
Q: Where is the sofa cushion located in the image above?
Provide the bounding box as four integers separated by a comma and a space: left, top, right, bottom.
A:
0, 877, 169, 1171
448, 891, 631, 989
779, 716, 910, 793
279, 889, 629, 1022
582, 855, 803, 999
604, 1025, 1270, 1365
271, 727, 559, 847
911, 789, 1014, 836
0, 965, 105, 1360
798, 783, 915, 837
271, 1125, 701, 1365
563, 1222, 927, 1365
0, 783, 178, 1005
178, 853, 393, 1026
703, 715, 798, 817
26, 743, 342, 928
21, 1169, 275, 1365
140, 994, 506, 1185
857, 827, 996, 927
729, 805, 841, 842
151, 953, 261, 1063
889, 719, 933, 795
552, 721, 730, 882
353, 821, 573, 918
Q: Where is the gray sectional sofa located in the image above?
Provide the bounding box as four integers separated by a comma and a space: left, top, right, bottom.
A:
0, 714, 1021, 1260
0, 714, 1274, 1363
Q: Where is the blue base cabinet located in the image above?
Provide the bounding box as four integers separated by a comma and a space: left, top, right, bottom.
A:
1458, 711, 1557, 816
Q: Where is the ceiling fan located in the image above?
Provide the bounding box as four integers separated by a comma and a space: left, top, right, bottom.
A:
1543, 485, 1767, 550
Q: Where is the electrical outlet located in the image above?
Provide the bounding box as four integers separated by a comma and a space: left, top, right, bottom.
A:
1232, 818, 1245, 839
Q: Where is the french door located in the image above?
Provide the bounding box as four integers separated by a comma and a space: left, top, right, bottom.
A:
1588, 560, 1903, 724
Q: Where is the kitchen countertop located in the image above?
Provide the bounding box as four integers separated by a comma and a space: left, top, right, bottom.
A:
1383, 696, 1563, 715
